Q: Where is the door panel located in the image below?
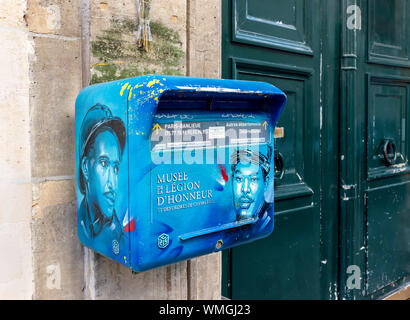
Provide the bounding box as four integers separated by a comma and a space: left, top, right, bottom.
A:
222, 0, 339, 300
366, 182, 410, 294
224, 0, 410, 300
232, 0, 314, 54
364, 0, 410, 298
232, 59, 315, 199
230, 60, 318, 299
366, 76, 410, 180
368, 0, 410, 67
340, 0, 410, 299
231, 207, 319, 300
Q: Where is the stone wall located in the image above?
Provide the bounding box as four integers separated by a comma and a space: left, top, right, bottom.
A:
27, 0, 83, 299
0, 0, 221, 299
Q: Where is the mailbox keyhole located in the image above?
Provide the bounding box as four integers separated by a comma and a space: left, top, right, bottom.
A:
215, 240, 223, 250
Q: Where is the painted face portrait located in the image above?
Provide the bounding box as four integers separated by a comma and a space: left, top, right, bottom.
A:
232, 161, 266, 220
82, 128, 121, 218
78, 104, 126, 240
230, 148, 271, 221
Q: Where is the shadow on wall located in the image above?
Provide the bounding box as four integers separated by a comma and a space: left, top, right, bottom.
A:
90, 18, 185, 84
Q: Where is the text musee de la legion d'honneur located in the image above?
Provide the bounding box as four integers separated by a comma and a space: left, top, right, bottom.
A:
156, 172, 214, 211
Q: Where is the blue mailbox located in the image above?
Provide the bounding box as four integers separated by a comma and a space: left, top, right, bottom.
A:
75, 75, 286, 272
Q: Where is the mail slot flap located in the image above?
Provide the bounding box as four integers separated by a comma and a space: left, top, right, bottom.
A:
156, 93, 285, 118
125, 75, 286, 134
156, 78, 286, 125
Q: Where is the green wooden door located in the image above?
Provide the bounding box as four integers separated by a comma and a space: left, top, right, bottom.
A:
222, 0, 410, 300
339, 0, 410, 300
222, 0, 341, 299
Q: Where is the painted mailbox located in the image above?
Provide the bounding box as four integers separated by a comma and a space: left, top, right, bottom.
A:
75, 75, 286, 272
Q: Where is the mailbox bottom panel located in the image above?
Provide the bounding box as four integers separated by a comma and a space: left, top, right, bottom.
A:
130, 217, 274, 272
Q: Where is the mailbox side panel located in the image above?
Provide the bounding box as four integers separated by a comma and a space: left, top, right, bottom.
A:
75, 81, 131, 267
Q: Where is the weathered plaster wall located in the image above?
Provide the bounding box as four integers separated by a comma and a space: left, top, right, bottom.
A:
0, 0, 221, 300
0, 0, 34, 299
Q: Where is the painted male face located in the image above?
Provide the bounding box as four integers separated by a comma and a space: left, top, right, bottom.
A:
232, 161, 265, 220
85, 129, 121, 218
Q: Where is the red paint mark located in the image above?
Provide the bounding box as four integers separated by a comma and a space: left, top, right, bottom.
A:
124, 219, 135, 233
218, 164, 229, 182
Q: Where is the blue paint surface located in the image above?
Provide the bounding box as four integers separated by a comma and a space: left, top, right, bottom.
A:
75, 75, 286, 272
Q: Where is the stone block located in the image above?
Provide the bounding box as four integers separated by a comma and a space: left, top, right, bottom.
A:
32, 179, 76, 220
31, 201, 84, 299
188, 253, 221, 300
92, 253, 188, 299
187, 0, 221, 79
26, 0, 81, 37
151, 0, 187, 73
89, 0, 137, 47
30, 36, 81, 178
89, 0, 186, 84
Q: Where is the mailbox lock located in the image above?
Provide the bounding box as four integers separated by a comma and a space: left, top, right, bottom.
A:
215, 240, 224, 250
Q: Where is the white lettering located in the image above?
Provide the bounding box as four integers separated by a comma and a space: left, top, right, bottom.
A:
347, 5, 362, 30
346, 265, 361, 290
46, 263, 61, 290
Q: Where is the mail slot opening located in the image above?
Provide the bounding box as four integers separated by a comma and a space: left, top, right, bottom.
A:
156, 91, 286, 115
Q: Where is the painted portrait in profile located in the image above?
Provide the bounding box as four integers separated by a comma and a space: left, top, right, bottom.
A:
78, 104, 126, 256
